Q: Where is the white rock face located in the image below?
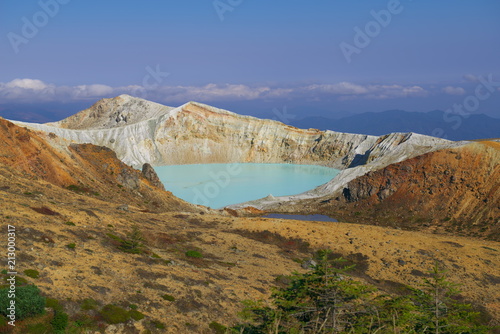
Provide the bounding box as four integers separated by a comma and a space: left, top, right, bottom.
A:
11, 95, 462, 208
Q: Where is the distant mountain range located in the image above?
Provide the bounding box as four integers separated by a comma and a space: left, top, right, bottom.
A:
290, 110, 500, 141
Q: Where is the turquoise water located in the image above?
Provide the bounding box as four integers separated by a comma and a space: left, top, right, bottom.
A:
154, 163, 340, 209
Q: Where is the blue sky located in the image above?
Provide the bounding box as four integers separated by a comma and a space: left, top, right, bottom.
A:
0, 0, 499, 120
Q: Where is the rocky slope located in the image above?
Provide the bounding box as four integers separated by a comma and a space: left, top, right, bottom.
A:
0, 117, 195, 213
243, 141, 500, 240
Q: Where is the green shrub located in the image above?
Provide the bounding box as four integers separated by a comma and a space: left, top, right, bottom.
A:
51, 310, 69, 331
1, 275, 28, 288
45, 298, 63, 311
152, 320, 165, 329
66, 185, 90, 193
185, 250, 203, 258
107, 226, 144, 254
106, 233, 121, 241
0, 315, 7, 327
129, 309, 145, 321
99, 304, 130, 324
209, 321, 227, 333
0, 285, 45, 320
129, 304, 138, 310
26, 323, 51, 334
80, 298, 99, 311
72, 313, 95, 329
161, 294, 175, 302
0, 270, 7, 275
24, 269, 40, 279
64, 222, 76, 226
233, 251, 490, 334
410, 264, 490, 334
118, 225, 144, 254
66, 243, 76, 249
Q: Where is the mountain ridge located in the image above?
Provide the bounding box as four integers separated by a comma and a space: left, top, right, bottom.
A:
291, 109, 500, 141
11, 96, 454, 170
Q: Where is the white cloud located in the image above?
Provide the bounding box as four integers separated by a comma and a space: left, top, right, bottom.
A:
0, 79, 116, 102
73, 84, 114, 98
306, 83, 428, 100
6, 78, 48, 90
0, 78, 440, 104
306, 82, 369, 95
463, 74, 479, 83
442, 86, 466, 95
157, 84, 271, 101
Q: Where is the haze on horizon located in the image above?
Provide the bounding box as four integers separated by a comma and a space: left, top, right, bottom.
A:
1, 0, 499, 122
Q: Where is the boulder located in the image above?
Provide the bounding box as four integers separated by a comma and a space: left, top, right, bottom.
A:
142, 163, 165, 191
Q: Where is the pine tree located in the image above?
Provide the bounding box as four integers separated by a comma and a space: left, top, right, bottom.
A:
119, 225, 144, 253
233, 253, 490, 334
411, 263, 489, 334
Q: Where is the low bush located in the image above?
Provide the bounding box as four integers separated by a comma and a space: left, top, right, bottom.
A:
24, 269, 40, 279
152, 320, 165, 329
72, 313, 95, 329
233, 250, 491, 333
81, 298, 99, 311
129, 309, 145, 321
118, 225, 144, 254
51, 310, 69, 331
161, 294, 175, 302
99, 304, 130, 324
185, 250, 203, 258
45, 298, 63, 311
26, 323, 51, 334
107, 226, 144, 254
1, 275, 28, 288
0, 285, 45, 320
209, 321, 227, 333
